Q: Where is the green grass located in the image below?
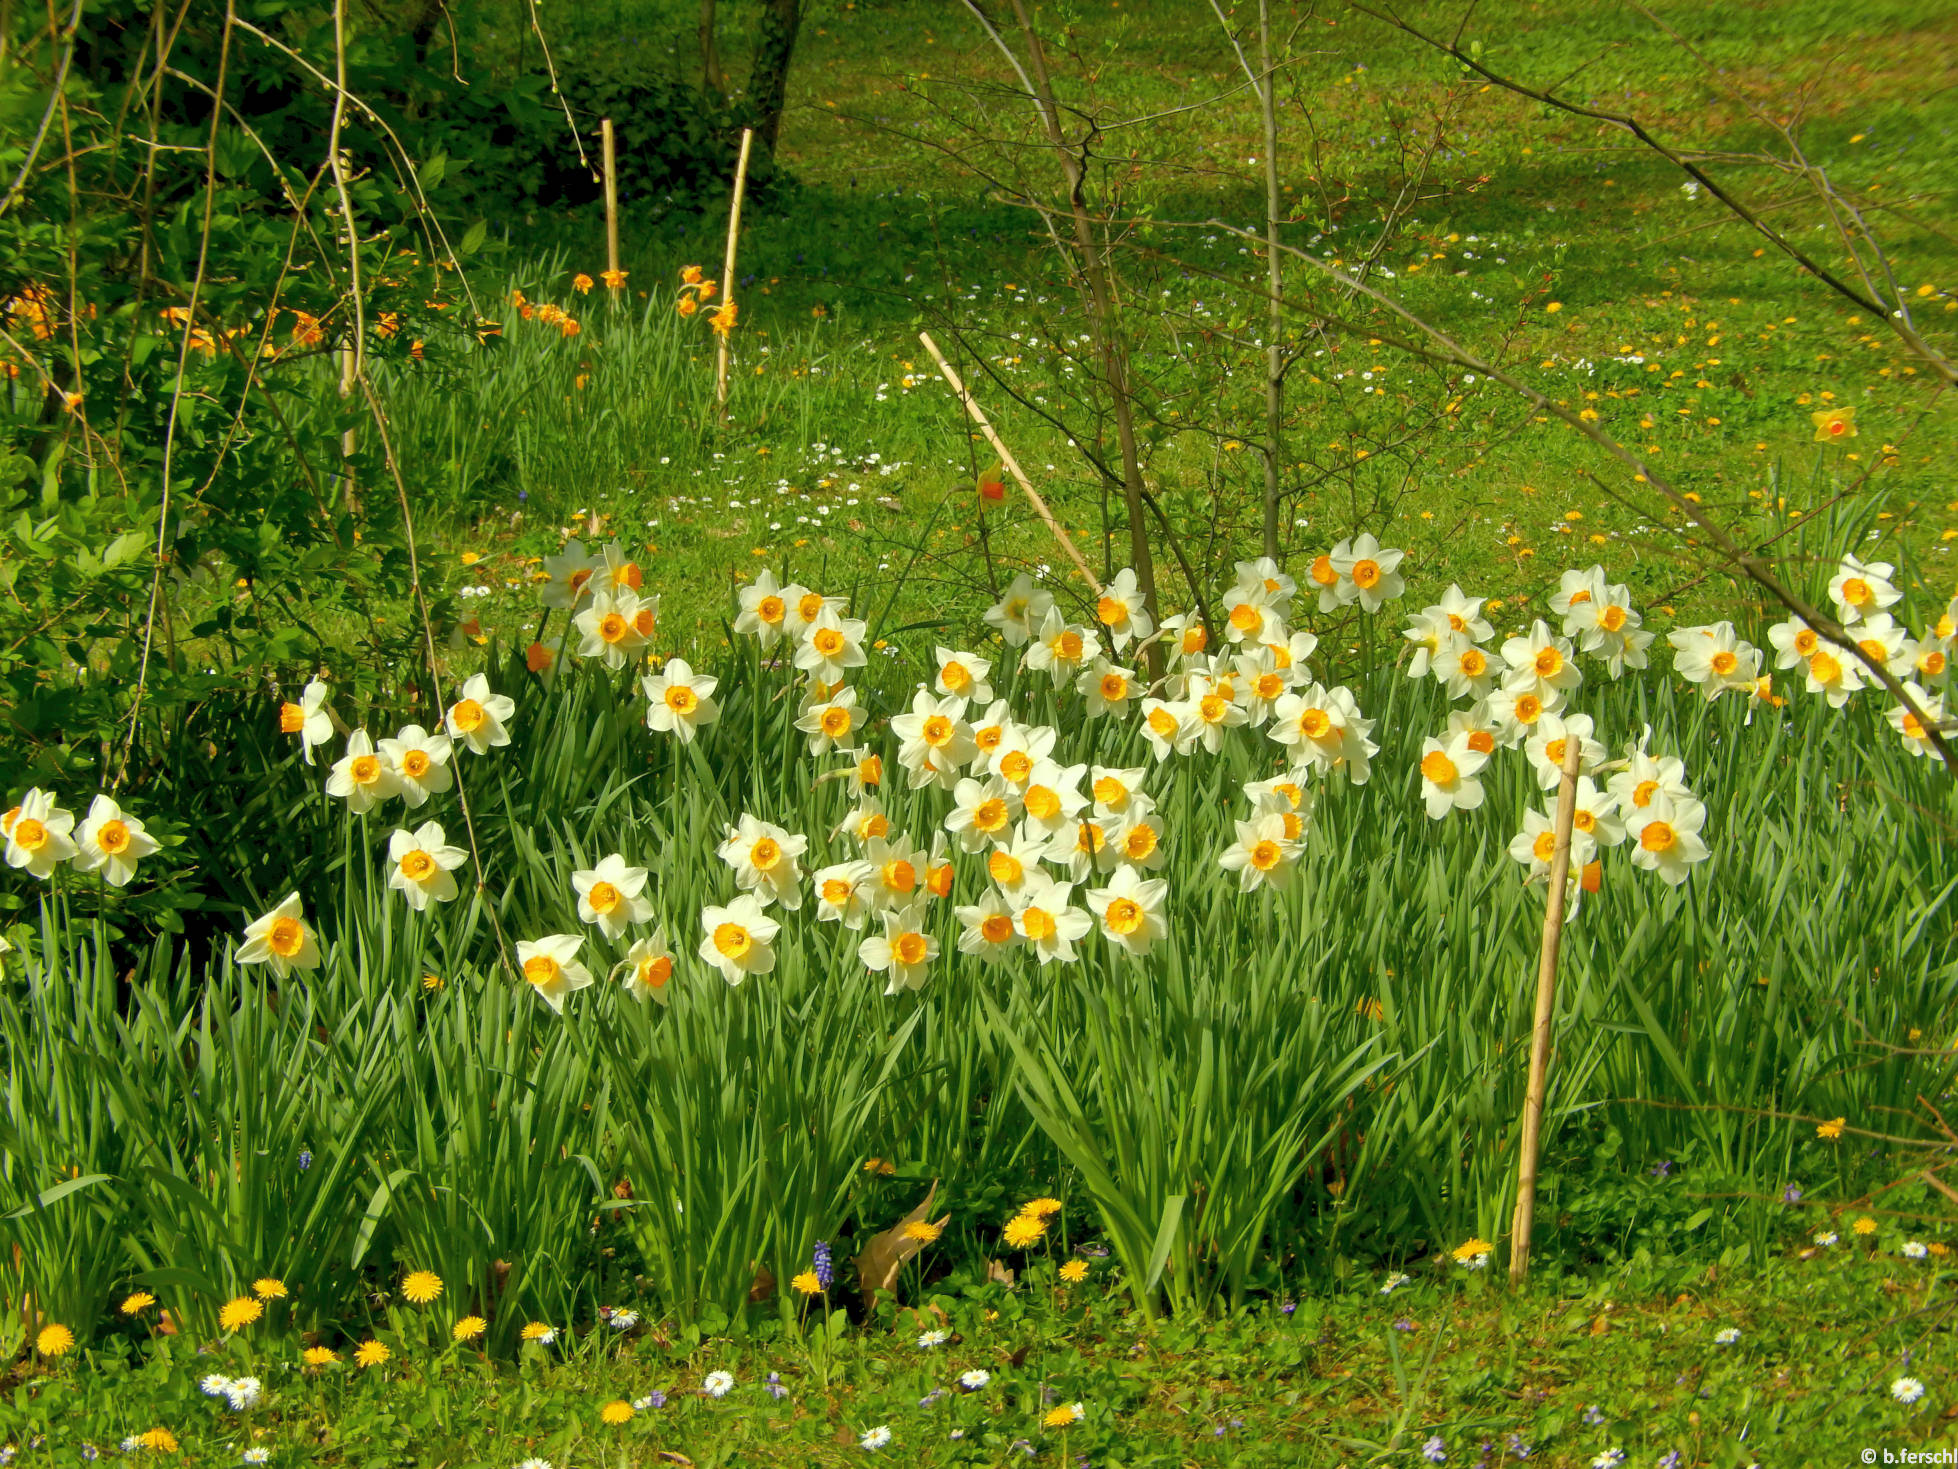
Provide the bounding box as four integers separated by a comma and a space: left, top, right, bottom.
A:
5, 1252, 1952, 1466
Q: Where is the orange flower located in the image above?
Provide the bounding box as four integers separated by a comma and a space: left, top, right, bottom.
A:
677, 296, 698, 318
573, 273, 594, 294
601, 268, 628, 290
709, 302, 738, 337
1811, 407, 1856, 442
681, 265, 704, 285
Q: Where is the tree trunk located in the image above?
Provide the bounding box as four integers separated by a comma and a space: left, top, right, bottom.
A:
699, 0, 724, 96
748, 0, 802, 152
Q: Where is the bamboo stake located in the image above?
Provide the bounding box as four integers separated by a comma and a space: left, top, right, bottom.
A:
715, 127, 755, 411
918, 331, 1103, 596
601, 117, 621, 302
1509, 733, 1585, 1285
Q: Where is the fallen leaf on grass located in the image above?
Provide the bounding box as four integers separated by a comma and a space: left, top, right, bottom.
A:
854, 1180, 948, 1311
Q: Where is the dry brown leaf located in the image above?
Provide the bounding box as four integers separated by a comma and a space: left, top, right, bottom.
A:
854, 1180, 948, 1311
748, 1262, 776, 1304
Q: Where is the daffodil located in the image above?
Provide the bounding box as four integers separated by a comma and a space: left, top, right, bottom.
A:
954, 889, 1023, 963
592, 539, 644, 596
1219, 811, 1300, 890
387, 821, 468, 910
1090, 765, 1149, 819
1137, 697, 1196, 761
1085, 864, 1169, 957
377, 725, 454, 807
1433, 638, 1498, 701
1416, 731, 1489, 819
1565, 579, 1652, 678
283, 678, 335, 764
1885, 683, 1948, 760
1507, 812, 1599, 881
837, 797, 893, 846
326, 731, 401, 813
717, 816, 807, 909
573, 589, 652, 669
987, 721, 1057, 788
1904, 633, 1947, 684
1232, 649, 1292, 727
1092, 567, 1155, 650
618, 929, 675, 1004
781, 584, 845, 642
540, 538, 597, 610
1329, 532, 1405, 612
1842, 611, 1911, 678
73, 794, 158, 887
1802, 644, 1865, 708
1109, 808, 1167, 871
983, 572, 1055, 647
1018, 761, 1089, 838
1485, 675, 1558, 748
1551, 565, 1604, 628
697, 894, 779, 986
1158, 610, 1211, 665
238, 893, 321, 978
1828, 553, 1900, 623
643, 658, 721, 741
1624, 791, 1710, 886
1234, 554, 1298, 608
1220, 581, 1284, 645
1606, 746, 1692, 816
1767, 614, 1826, 670
1668, 623, 1763, 700
1501, 620, 1583, 701
1270, 684, 1377, 784
1444, 704, 1500, 762
1402, 607, 1459, 681
1078, 658, 1139, 719
1023, 607, 1099, 687
1012, 874, 1094, 964
981, 826, 1053, 896
864, 834, 929, 911
934, 646, 994, 704
891, 689, 976, 790
445, 673, 516, 753
1810, 405, 1856, 443
794, 683, 864, 756
966, 698, 1022, 774
1186, 671, 1250, 753
794, 606, 869, 684
859, 900, 938, 994
945, 776, 1020, 852
812, 859, 877, 929
734, 568, 793, 647
573, 854, 656, 938
1054, 814, 1114, 883
1522, 712, 1605, 791
516, 934, 596, 1013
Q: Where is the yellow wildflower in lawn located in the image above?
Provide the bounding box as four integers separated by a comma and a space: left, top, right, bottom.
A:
791, 1270, 823, 1295
1044, 1403, 1085, 1428
573, 273, 594, 294
1853, 1216, 1878, 1236
1003, 1215, 1046, 1249
401, 1270, 443, 1305
1059, 1261, 1089, 1284
1811, 406, 1856, 442
1452, 1237, 1495, 1268
453, 1315, 487, 1342
601, 268, 627, 290
219, 1296, 263, 1330
521, 1322, 558, 1343
1817, 1117, 1846, 1140
303, 1346, 341, 1367
601, 1400, 635, 1425
252, 1277, 287, 1300
35, 1323, 74, 1356
1021, 1197, 1064, 1219
903, 1220, 943, 1244
137, 1428, 179, 1453
121, 1291, 156, 1316
354, 1339, 391, 1368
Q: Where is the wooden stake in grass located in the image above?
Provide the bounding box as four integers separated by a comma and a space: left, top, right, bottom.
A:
918, 331, 1103, 597
1509, 734, 1584, 1285
715, 127, 755, 412
601, 117, 621, 302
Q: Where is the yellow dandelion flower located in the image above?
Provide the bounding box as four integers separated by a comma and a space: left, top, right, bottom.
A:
452, 1315, 487, 1341
791, 1271, 823, 1295
521, 1321, 556, 1342
303, 1346, 341, 1367
219, 1296, 264, 1331
1816, 1117, 1846, 1140
137, 1428, 179, 1453
1021, 1197, 1064, 1219
1002, 1215, 1046, 1249
1451, 1237, 1495, 1265
1043, 1402, 1085, 1428
903, 1220, 943, 1244
354, 1339, 391, 1368
35, 1323, 75, 1356
252, 1277, 287, 1300
1853, 1216, 1878, 1236
120, 1292, 156, 1316
401, 1270, 443, 1305
1058, 1261, 1089, 1284
601, 1400, 635, 1425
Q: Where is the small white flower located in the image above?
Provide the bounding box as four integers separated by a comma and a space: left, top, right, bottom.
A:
702, 1370, 735, 1398
1589, 1452, 1625, 1469
1891, 1376, 1926, 1405
516, 1460, 556, 1469
223, 1375, 262, 1410
610, 1308, 640, 1329
1714, 1327, 1740, 1345
1813, 1231, 1839, 1247
1902, 1241, 1928, 1260
1380, 1272, 1410, 1295
958, 1369, 990, 1391
917, 1329, 949, 1348
242, 1450, 272, 1465
860, 1425, 893, 1450
200, 1373, 233, 1398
